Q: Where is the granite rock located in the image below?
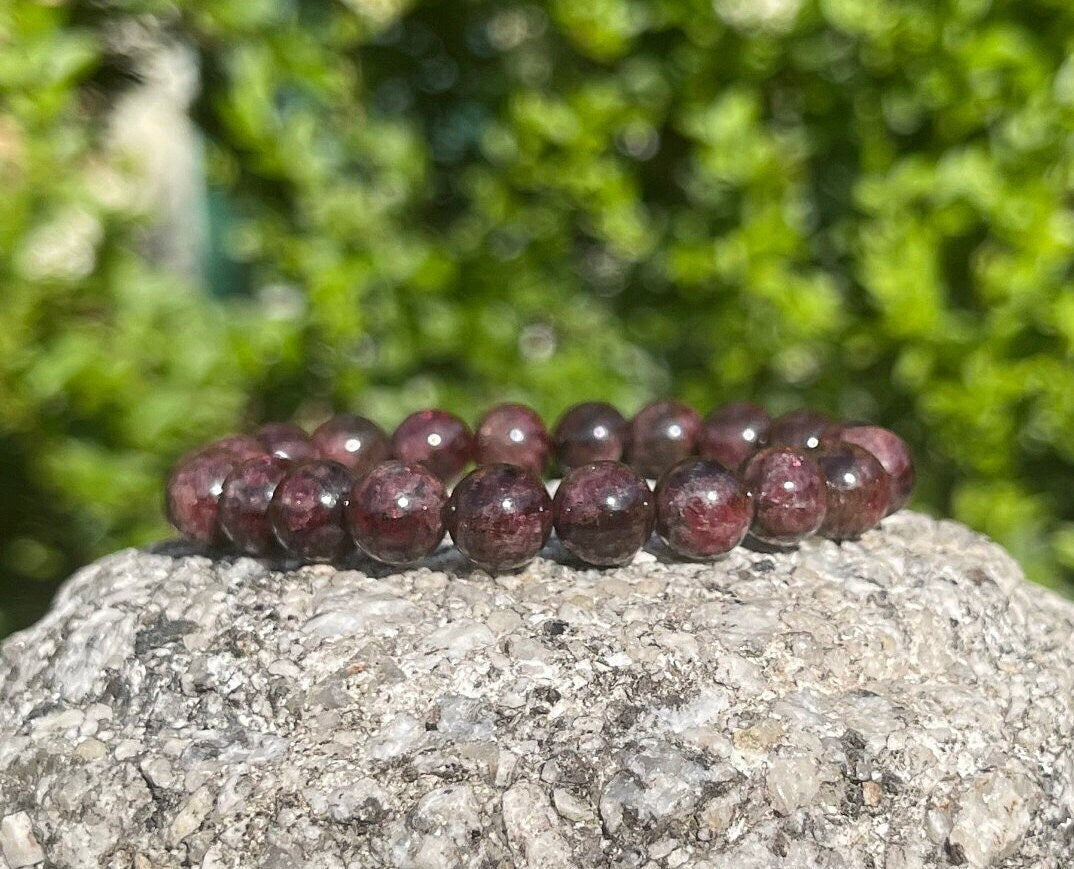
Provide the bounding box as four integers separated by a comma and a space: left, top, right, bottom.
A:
1, 512, 1073, 867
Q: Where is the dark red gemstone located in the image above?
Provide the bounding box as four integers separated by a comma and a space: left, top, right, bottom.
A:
835, 425, 915, 514
698, 402, 772, 470
218, 456, 290, 555
391, 410, 473, 482
474, 403, 551, 476
627, 400, 701, 478
255, 422, 318, 462
165, 450, 241, 545
269, 460, 355, 561
312, 414, 391, 476
654, 459, 752, 559
742, 447, 827, 545
769, 408, 833, 451
815, 443, 891, 541
201, 435, 268, 461
552, 461, 654, 566
553, 402, 628, 470
347, 461, 447, 565
446, 464, 553, 572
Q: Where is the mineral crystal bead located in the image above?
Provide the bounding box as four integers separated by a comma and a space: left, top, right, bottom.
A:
255, 422, 318, 462
552, 402, 628, 469
201, 435, 268, 461
165, 450, 241, 545
697, 402, 772, 470
769, 408, 833, 451
834, 425, 915, 514
218, 455, 290, 555
627, 400, 701, 478
552, 461, 654, 566
654, 459, 752, 559
391, 410, 473, 482
268, 460, 355, 561
741, 447, 827, 545
346, 461, 447, 565
446, 464, 553, 571
474, 403, 551, 476
311, 414, 391, 476
815, 443, 891, 541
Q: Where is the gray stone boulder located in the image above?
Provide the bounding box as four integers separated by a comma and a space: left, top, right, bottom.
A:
1, 512, 1072, 867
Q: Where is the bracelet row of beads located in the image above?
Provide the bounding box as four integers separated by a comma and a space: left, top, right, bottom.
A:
166, 401, 914, 571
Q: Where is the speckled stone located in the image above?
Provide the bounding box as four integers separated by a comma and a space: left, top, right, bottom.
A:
474, 403, 551, 476
552, 402, 629, 470
834, 425, 915, 514
164, 449, 241, 545
653, 459, 752, 559
255, 422, 318, 463
391, 410, 474, 482
697, 402, 771, 471
218, 456, 290, 556
626, 400, 701, 479
553, 461, 654, 566
268, 460, 355, 561
2, 513, 1070, 867
311, 414, 391, 477
815, 443, 891, 541
742, 447, 827, 545
769, 408, 833, 451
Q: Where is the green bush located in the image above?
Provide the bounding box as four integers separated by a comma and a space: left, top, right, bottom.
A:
3, 0, 1073, 636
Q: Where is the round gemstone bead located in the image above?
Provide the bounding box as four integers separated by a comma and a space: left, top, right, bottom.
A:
201, 435, 268, 461
742, 447, 827, 545
815, 443, 891, 541
446, 464, 553, 572
654, 459, 752, 559
311, 414, 391, 476
553, 461, 654, 566
391, 410, 473, 482
218, 455, 290, 555
474, 403, 551, 476
627, 400, 701, 479
697, 402, 772, 470
553, 402, 628, 470
346, 461, 447, 565
769, 408, 833, 451
269, 460, 355, 561
255, 423, 318, 462
165, 450, 241, 545
834, 425, 915, 514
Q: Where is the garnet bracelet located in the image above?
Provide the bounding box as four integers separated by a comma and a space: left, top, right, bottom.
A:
165, 401, 915, 572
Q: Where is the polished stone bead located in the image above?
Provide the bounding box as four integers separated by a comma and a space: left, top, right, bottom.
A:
474, 403, 551, 476
269, 460, 355, 561
698, 402, 772, 470
769, 408, 833, 451
654, 459, 752, 559
391, 410, 474, 482
218, 456, 290, 555
201, 435, 268, 461
446, 464, 553, 572
165, 450, 241, 545
346, 461, 447, 565
627, 400, 701, 478
255, 422, 318, 462
815, 443, 891, 541
312, 414, 391, 476
553, 402, 628, 470
742, 447, 827, 545
834, 425, 915, 514
552, 461, 654, 566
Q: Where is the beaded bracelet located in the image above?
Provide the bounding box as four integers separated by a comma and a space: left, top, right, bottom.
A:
165, 401, 915, 572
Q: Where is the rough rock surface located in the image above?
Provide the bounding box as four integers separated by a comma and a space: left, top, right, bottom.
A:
1, 512, 1073, 868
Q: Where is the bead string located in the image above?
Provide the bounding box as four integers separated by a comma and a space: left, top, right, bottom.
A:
166, 401, 915, 572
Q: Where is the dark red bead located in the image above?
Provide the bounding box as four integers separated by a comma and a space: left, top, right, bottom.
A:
347, 461, 447, 565
474, 403, 551, 476
769, 408, 833, 451
742, 447, 827, 545
553, 461, 654, 566
627, 400, 701, 478
255, 422, 318, 462
218, 455, 290, 555
201, 435, 268, 461
312, 414, 391, 476
815, 443, 891, 541
269, 460, 355, 561
654, 459, 752, 559
698, 402, 772, 470
446, 464, 553, 572
391, 410, 473, 482
553, 402, 628, 470
835, 425, 915, 514
165, 450, 241, 545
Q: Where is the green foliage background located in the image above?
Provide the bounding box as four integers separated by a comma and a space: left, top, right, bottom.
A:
3, 0, 1074, 637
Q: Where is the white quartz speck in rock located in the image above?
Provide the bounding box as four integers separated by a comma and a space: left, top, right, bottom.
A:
1, 512, 1073, 866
